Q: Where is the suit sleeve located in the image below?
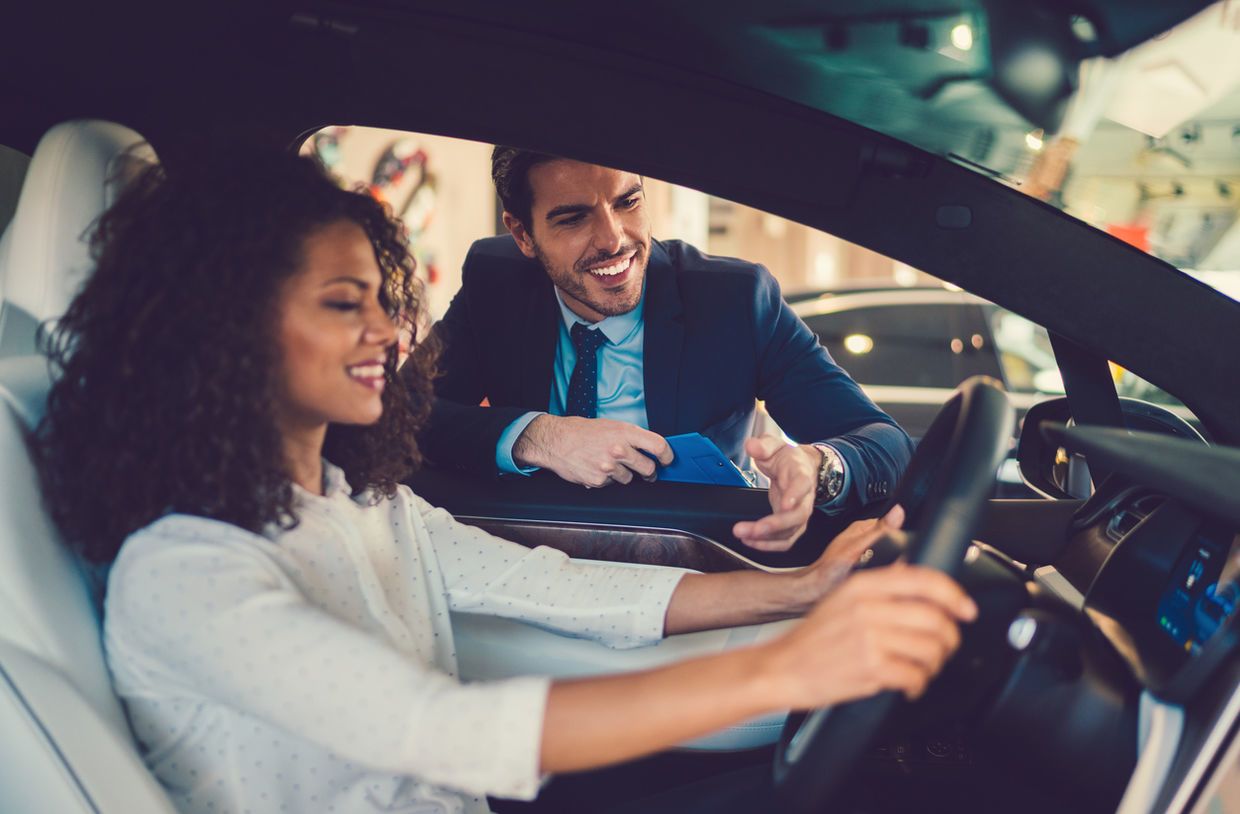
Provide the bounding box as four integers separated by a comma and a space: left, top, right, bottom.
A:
409, 256, 529, 476
749, 267, 914, 509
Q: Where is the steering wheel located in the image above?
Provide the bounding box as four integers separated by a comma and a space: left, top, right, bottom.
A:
772, 376, 1014, 813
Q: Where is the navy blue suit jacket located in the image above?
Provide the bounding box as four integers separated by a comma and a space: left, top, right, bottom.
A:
417, 236, 913, 509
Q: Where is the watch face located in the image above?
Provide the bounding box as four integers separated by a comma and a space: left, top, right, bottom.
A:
825, 465, 843, 498
816, 444, 844, 500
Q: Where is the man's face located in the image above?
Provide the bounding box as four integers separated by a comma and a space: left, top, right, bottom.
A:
505, 160, 651, 322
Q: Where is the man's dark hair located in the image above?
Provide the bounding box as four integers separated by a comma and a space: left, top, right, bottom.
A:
491, 145, 559, 231
35, 144, 438, 563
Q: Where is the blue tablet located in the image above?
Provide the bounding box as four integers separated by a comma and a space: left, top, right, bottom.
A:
655, 433, 752, 487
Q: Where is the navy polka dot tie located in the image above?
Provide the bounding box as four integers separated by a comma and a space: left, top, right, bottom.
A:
566, 322, 609, 418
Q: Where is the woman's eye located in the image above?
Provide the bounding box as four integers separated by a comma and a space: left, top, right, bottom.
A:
325, 301, 361, 312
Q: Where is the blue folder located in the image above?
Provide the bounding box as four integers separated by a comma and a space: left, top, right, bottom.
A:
654, 433, 752, 487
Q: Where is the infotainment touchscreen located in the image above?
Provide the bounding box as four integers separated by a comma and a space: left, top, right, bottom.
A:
1156, 527, 1240, 655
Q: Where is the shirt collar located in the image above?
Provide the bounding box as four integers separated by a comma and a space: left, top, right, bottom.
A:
322, 461, 351, 497
552, 280, 645, 346
291, 459, 353, 501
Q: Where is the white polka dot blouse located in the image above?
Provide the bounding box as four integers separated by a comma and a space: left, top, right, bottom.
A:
103, 461, 683, 814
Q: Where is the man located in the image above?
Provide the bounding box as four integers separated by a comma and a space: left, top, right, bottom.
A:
417, 147, 913, 552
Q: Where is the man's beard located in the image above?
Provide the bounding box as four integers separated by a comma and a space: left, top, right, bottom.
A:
533, 240, 645, 318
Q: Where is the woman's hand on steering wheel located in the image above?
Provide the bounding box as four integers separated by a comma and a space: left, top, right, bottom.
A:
763, 564, 978, 710
799, 504, 908, 598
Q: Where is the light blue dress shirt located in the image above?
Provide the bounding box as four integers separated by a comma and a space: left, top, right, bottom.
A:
496, 287, 648, 474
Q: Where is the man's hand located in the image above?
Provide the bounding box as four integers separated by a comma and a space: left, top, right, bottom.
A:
512, 414, 673, 487
732, 435, 823, 551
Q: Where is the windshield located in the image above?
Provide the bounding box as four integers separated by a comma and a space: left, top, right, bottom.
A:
991, 3, 1240, 409
740, 1, 1240, 302
715, 1, 1240, 416
981, 3, 1240, 302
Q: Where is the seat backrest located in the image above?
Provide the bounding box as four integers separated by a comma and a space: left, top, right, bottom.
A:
0, 355, 175, 813
0, 120, 153, 358
0, 355, 122, 724
0, 639, 177, 814
0, 119, 175, 813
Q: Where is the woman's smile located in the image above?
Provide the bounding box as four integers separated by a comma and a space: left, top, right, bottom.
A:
346, 359, 387, 391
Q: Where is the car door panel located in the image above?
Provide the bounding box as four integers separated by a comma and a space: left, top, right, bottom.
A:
405, 468, 853, 570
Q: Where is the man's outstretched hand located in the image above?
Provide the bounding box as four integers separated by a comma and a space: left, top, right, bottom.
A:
513, 414, 673, 488
732, 435, 828, 552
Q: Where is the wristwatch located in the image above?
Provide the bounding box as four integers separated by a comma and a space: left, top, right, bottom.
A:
811, 443, 845, 504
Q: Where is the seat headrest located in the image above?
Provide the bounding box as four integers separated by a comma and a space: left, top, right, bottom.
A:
0, 120, 156, 327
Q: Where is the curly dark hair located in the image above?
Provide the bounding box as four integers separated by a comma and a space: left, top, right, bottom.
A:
491, 144, 559, 230
35, 145, 438, 564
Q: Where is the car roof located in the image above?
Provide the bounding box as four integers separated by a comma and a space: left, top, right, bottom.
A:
5, 1, 1239, 442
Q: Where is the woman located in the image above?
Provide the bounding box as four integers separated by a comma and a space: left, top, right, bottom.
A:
35, 147, 974, 814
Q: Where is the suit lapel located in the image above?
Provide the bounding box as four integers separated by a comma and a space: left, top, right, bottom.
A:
521, 271, 559, 409
642, 241, 683, 435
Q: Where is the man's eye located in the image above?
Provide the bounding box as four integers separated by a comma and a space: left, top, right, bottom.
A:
556, 215, 584, 227
325, 301, 361, 312
621, 196, 641, 208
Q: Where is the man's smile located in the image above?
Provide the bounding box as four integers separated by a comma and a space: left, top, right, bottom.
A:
585, 252, 634, 277
582, 251, 638, 288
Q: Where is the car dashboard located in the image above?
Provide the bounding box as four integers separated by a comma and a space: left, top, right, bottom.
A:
1021, 424, 1240, 814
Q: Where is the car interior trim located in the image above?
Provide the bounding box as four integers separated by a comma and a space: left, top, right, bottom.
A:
1115, 691, 1185, 814
1185, 707, 1240, 813
454, 515, 787, 574
1049, 424, 1240, 527
1032, 565, 1086, 610
1164, 679, 1240, 814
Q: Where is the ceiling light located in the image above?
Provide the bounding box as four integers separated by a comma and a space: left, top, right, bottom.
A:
893, 265, 919, 287
843, 334, 874, 355
1070, 15, 1098, 44
1025, 129, 1045, 151
950, 23, 973, 51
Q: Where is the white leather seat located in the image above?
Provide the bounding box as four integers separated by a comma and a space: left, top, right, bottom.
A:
0, 355, 176, 813
0, 117, 175, 813
0, 120, 154, 358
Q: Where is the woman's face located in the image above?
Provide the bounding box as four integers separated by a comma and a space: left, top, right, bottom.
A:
274, 219, 398, 435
